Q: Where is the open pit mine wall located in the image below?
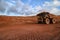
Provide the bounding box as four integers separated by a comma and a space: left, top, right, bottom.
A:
0, 16, 38, 24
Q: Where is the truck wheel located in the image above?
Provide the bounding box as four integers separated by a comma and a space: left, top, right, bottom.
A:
44, 18, 50, 24
38, 21, 41, 24
52, 18, 56, 24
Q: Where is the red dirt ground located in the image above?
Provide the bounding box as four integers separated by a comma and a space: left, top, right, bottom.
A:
0, 24, 60, 40
0, 16, 60, 40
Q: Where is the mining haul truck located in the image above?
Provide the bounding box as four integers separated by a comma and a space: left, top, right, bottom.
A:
37, 12, 57, 24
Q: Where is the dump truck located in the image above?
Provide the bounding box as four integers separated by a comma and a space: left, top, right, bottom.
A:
37, 12, 57, 24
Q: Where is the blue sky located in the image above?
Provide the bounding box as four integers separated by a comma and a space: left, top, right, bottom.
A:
6, 0, 53, 7
0, 0, 60, 16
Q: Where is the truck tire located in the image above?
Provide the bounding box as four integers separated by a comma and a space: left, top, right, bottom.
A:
38, 17, 43, 24
52, 18, 56, 24
44, 18, 50, 24
38, 21, 41, 24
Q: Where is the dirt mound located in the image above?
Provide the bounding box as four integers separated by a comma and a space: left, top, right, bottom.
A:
0, 16, 37, 24
0, 15, 60, 25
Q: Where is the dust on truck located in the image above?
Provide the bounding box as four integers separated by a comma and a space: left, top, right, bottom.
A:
37, 12, 57, 24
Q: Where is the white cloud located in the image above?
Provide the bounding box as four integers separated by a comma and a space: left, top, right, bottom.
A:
0, 0, 60, 16
16, 0, 24, 7
0, 0, 46, 16
0, 0, 8, 12
34, 6, 42, 11
43, 0, 60, 7
11, 0, 16, 3
6, 2, 14, 6
53, 0, 60, 6
43, 0, 60, 15
50, 8, 58, 13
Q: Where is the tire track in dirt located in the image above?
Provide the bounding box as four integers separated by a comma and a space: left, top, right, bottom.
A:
0, 24, 60, 40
